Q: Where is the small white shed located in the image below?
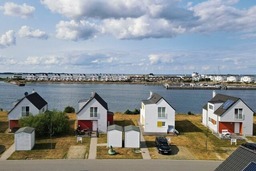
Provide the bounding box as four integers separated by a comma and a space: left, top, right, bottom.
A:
107, 124, 123, 148
124, 125, 140, 148
15, 127, 35, 151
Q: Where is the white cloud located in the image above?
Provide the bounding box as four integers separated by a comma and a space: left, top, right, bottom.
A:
0, 30, 16, 48
18, 26, 48, 39
24, 56, 61, 65
40, 0, 146, 19
1, 2, 35, 18
103, 16, 185, 39
148, 53, 175, 65
56, 20, 100, 41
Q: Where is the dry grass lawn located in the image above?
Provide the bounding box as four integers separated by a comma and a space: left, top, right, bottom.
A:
97, 146, 142, 159
145, 114, 247, 160
9, 136, 90, 160
113, 112, 139, 126
0, 111, 14, 157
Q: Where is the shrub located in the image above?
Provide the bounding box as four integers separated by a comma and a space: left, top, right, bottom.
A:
124, 108, 140, 115
20, 110, 70, 137
188, 111, 194, 115
64, 106, 75, 113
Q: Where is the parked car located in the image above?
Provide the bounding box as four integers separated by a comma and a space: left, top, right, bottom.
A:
155, 137, 171, 154
242, 143, 256, 151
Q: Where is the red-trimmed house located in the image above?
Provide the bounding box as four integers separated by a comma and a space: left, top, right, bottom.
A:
202, 91, 254, 136
8, 91, 48, 131
76, 92, 114, 133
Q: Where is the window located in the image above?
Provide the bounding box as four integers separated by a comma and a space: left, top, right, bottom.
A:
158, 107, 166, 118
22, 106, 29, 116
209, 104, 213, 110
235, 108, 243, 119
157, 121, 166, 127
90, 107, 98, 117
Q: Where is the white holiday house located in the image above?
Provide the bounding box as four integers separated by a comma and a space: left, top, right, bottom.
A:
202, 91, 254, 136
8, 91, 48, 131
15, 127, 35, 151
140, 92, 175, 134
76, 92, 114, 133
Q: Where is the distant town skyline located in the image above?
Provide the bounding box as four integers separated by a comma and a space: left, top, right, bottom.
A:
0, 0, 256, 74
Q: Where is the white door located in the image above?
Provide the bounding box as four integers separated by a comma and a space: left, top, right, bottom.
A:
234, 123, 240, 133
92, 121, 98, 131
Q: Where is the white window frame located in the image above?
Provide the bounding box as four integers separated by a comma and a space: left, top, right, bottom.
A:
158, 107, 166, 118
90, 107, 98, 117
22, 106, 29, 116
234, 108, 243, 119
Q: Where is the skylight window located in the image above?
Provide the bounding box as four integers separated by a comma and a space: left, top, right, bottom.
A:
222, 100, 234, 110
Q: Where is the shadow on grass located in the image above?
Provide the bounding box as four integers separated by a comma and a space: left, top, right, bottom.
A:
33, 143, 56, 150
144, 141, 155, 148
0, 145, 6, 154
175, 120, 202, 133
0, 121, 8, 133
170, 145, 179, 155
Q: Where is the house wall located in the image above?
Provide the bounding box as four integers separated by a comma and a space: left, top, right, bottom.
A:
202, 108, 208, 126
107, 130, 122, 147
125, 131, 140, 148
15, 132, 33, 151
207, 103, 220, 133
8, 98, 41, 120
143, 99, 175, 133
77, 98, 108, 133
219, 100, 253, 136
140, 102, 146, 129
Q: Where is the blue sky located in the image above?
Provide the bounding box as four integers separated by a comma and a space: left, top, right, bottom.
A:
0, 0, 256, 75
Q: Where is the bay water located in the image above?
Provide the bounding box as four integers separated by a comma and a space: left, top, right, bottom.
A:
0, 81, 255, 114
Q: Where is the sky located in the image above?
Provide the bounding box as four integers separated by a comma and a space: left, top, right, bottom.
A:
0, 0, 256, 75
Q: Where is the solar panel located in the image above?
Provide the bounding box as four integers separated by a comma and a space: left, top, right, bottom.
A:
243, 162, 256, 171
222, 99, 234, 110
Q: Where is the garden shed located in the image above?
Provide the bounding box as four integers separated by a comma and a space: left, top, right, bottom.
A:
15, 127, 35, 151
124, 125, 140, 148
107, 124, 123, 148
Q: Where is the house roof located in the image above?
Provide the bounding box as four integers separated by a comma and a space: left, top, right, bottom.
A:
107, 124, 123, 132
124, 125, 140, 132
203, 94, 241, 116
142, 92, 175, 111
8, 92, 47, 114
15, 127, 35, 134
142, 92, 162, 104
77, 92, 109, 114
215, 144, 256, 171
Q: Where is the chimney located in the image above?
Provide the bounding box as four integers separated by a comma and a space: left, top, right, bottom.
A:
24, 92, 28, 97
212, 90, 216, 98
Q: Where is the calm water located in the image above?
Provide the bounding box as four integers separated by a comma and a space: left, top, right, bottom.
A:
0, 81, 255, 114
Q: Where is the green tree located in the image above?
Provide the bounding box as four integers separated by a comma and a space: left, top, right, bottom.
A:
64, 106, 75, 113
20, 110, 70, 137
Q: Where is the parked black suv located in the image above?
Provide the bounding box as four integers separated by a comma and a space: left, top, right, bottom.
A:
155, 137, 171, 154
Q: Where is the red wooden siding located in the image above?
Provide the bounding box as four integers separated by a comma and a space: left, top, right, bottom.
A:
107, 114, 114, 125
9, 120, 19, 129
219, 122, 234, 133
78, 120, 92, 130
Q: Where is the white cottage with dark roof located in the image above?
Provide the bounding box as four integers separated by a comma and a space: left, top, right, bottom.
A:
8, 91, 48, 131
140, 92, 175, 134
202, 91, 254, 136
77, 92, 114, 133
